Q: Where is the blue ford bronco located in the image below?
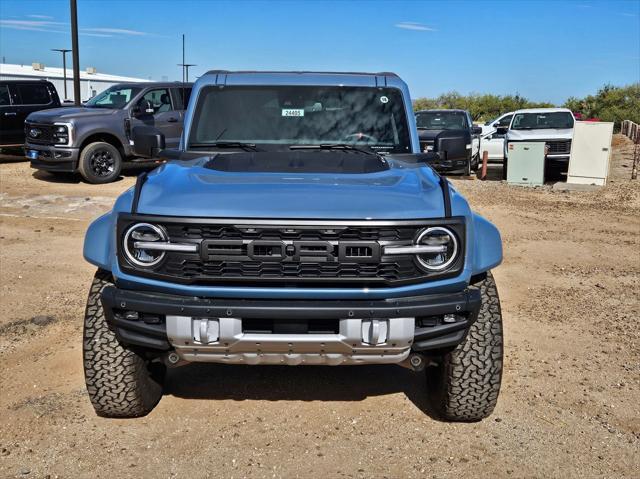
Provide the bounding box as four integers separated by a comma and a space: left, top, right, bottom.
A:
83, 71, 503, 421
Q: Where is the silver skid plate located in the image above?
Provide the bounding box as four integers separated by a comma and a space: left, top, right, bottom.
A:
166, 316, 414, 365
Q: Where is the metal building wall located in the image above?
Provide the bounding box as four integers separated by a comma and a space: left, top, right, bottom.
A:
0, 73, 121, 102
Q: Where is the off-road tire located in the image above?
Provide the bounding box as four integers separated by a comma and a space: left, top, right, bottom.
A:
426, 271, 503, 421
78, 141, 122, 184
83, 270, 165, 417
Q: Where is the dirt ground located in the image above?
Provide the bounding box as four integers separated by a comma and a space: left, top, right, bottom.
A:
0, 137, 638, 479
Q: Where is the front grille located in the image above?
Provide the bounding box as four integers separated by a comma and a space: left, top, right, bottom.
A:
118, 216, 465, 287
24, 122, 54, 145
546, 140, 571, 154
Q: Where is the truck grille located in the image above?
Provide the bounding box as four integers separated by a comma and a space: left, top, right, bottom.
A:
24, 122, 54, 145
546, 140, 571, 154
118, 216, 465, 287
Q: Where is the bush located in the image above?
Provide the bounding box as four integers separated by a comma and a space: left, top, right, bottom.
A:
564, 84, 640, 129
412, 83, 640, 128
413, 92, 553, 122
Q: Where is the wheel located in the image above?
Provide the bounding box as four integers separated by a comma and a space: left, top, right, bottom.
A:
426, 271, 503, 421
83, 270, 165, 417
78, 142, 122, 184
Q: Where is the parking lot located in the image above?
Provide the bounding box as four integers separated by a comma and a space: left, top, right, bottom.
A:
0, 136, 638, 478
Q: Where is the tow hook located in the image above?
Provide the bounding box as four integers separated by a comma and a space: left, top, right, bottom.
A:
164, 351, 185, 368
401, 352, 430, 372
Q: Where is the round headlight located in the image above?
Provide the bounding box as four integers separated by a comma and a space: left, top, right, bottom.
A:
123, 223, 167, 267
415, 227, 459, 271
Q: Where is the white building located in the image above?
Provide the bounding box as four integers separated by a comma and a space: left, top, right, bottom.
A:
0, 63, 149, 103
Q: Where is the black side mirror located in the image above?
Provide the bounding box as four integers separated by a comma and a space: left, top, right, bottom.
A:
133, 99, 154, 118
471, 125, 483, 135
131, 125, 165, 158
495, 126, 509, 135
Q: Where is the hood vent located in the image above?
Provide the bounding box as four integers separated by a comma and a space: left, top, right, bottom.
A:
204, 151, 389, 174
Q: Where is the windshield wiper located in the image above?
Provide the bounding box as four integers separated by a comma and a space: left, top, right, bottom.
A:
289, 143, 378, 156
189, 141, 260, 151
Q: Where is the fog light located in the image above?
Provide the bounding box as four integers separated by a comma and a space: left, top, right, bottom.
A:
443, 314, 456, 323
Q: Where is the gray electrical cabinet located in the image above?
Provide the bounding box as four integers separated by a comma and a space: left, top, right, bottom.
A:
507, 142, 545, 186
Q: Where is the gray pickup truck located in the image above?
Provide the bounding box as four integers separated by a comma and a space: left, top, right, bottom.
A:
25, 82, 192, 183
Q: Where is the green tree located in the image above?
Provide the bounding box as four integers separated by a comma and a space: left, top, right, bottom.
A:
413, 91, 554, 122
563, 83, 640, 128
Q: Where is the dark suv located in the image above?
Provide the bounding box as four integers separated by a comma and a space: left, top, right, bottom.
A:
25, 82, 192, 183
0, 80, 61, 149
415, 109, 482, 175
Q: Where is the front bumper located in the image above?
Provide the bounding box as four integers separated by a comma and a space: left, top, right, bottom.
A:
26, 143, 79, 172
101, 286, 481, 365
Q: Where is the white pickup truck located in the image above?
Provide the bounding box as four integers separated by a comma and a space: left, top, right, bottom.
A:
502, 108, 575, 179
479, 112, 514, 162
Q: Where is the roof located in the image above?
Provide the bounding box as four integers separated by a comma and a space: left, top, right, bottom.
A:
204, 70, 400, 77
0, 63, 148, 83
114, 82, 192, 88
513, 107, 572, 114
194, 70, 408, 90
415, 109, 469, 113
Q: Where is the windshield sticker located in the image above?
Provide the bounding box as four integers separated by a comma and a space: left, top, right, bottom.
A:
282, 109, 305, 117
380, 96, 389, 104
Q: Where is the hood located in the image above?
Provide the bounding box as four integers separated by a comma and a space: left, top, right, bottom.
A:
417, 129, 444, 141
133, 154, 446, 219
26, 106, 119, 122
417, 128, 468, 142
506, 128, 573, 141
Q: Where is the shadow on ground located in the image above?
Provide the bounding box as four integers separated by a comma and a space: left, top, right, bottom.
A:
165, 363, 441, 419
30, 162, 159, 184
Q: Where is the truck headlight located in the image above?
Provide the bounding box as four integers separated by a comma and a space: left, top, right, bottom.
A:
53, 124, 70, 144
123, 223, 168, 267
414, 227, 459, 271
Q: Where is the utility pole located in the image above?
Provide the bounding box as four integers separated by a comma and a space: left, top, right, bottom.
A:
177, 34, 196, 82
51, 48, 71, 100
183, 64, 196, 82
70, 0, 81, 105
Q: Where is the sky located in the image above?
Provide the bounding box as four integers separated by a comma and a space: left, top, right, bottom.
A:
0, 0, 638, 104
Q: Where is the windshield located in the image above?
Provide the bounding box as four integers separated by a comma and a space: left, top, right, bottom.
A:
85, 86, 142, 109
415, 111, 468, 130
511, 112, 574, 130
187, 85, 412, 153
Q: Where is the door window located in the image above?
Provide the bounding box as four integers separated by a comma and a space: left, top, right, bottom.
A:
173, 87, 192, 109
141, 88, 173, 113
17, 84, 52, 105
0, 85, 10, 106
497, 114, 513, 127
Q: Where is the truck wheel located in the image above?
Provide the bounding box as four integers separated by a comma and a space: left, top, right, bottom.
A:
426, 271, 503, 421
83, 270, 165, 417
78, 142, 122, 184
